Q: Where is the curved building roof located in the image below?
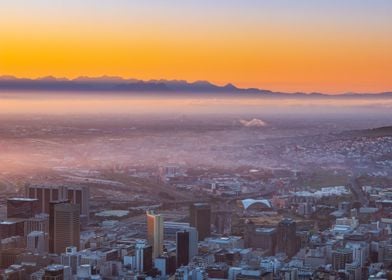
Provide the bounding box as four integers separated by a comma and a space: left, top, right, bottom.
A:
241, 198, 272, 210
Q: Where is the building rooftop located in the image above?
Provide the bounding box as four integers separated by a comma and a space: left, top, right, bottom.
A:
8, 197, 38, 202
46, 265, 65, 272
193, 202, 210, 207
0, 218, 26, 224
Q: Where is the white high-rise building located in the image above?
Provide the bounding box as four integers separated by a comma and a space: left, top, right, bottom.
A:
61, 246, 81, 275
135, 240, 153, 273
188, 227, 198, 260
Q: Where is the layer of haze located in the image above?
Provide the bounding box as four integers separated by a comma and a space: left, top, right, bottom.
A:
0, 92, 391, 116
1, 0, 392, 93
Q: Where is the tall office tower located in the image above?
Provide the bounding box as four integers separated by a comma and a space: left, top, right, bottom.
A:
190, 203, 211, 241
187, 227, 198, 260
332, 248, 354, 270
176, 230, 189, 267
146, 210, 164, 258
49, 201, 80, 254
65, 186, 90, 222
27, 231, 48, 254
7, 198, 39, 219
276, 218, 298, 258
25, 184, 90, 220
135, 241, 153, 273
49, 200, 67, 253
176, 227, 198, 267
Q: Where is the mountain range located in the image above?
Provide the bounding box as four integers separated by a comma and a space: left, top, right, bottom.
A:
0, 75, 391, 97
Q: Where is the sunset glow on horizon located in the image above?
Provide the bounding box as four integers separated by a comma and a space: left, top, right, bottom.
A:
1, 0, 391, 94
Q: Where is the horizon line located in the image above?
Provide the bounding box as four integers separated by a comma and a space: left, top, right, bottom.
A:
0, 74, 391, 96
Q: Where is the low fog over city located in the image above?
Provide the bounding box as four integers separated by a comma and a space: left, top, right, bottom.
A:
0, 92, 392, 279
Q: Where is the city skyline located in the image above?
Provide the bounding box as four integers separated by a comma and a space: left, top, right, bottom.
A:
0, 1, 391, 279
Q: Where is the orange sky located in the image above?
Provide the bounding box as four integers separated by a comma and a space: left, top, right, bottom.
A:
0, 1, 391, 93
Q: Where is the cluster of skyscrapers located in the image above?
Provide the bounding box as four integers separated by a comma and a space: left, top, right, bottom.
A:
139, 204, 211, 275
0, 185, 89, 258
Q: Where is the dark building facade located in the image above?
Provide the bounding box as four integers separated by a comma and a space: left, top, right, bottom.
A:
143, 245, 153, 273
276, 218, 299, 258
245, 223, 277, 255
190, 203, 211, 241
7, 198, 39, 219
0, 219, 25, 239
0, 248, 25, 269
43, 265, 65, 280
26, 185, 89, 221
176, 230, 190, 267
49, 200, 68, 253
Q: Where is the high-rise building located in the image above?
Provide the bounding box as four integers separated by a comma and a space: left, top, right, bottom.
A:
163, 221, 191, 240
146, 210, 164, 258
176, 227, 198, 267
190, 203, 211, 241
135, 241, 153, 273
245, 223, 277, 255
25, 184, 89, 220
49, 201, 80, 254
154, 253, 177, 277
345, 241, 369, 266
61, 246, 81, 275
65, 186, 90, 222
332, 248, 353, 270
176, 230, 189, 267
26, 185, 67, 214
187, 227, 198, 260
49, 200, 67, 253
7, 197, 39, 219
276, 218, 298, 258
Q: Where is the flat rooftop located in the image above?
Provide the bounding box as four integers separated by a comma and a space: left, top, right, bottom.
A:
7, 197, 38, 202
255, 227, 276, 233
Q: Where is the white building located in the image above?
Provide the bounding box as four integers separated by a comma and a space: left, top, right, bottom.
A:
27, 231, 48, 254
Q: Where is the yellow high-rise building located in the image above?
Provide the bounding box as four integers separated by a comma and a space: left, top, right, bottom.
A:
146, 210, 164, 258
